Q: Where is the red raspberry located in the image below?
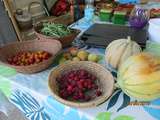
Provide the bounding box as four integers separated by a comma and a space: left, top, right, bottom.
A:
96, 90, 102, 97
67, 85, 73, 92
57, 69, 102, 101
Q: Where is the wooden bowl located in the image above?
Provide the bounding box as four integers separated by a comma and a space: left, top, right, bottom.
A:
0, 39, 62, 74
34, 22, 80, 48
48, 61, 114, 108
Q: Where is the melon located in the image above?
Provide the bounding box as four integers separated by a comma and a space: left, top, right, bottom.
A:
117, 52, 160, 101
105, 36, 142, 69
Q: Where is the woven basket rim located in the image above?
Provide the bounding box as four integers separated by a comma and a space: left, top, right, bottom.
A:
0, 56, 55, 69
0, 39, 62, 48
33, 22, 81, 39
35, 29, 80, 39
0, 40, 61, 66
48, 61, 114, 108
0, 39, 62, 73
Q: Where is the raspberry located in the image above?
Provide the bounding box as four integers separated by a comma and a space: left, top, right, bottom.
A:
57, 69, 102, 101
96, 90, 102, 97
67, 85, 73, 92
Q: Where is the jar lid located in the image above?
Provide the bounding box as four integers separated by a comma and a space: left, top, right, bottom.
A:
15, 11, 32, 22
16, 9, 23, 15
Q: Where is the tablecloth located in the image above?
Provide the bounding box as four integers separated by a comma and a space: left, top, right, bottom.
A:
0, 17, 160, 120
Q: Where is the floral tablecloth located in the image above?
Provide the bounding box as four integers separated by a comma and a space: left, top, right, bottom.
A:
0, 18, 160, 120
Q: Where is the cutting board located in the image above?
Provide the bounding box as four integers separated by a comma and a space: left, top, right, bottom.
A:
80, 24, 148, 48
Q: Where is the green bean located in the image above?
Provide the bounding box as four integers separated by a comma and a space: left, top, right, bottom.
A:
40, 22, 72, 39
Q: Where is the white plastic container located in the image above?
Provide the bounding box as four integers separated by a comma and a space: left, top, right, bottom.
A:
148, 18, 160, 43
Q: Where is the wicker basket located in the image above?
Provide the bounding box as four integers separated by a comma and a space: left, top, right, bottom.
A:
34, 17, 80, 48
0, 39, 62, 74
48, 61, 114, 108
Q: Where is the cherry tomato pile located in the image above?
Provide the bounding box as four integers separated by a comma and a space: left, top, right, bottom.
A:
7, 51, 52, 66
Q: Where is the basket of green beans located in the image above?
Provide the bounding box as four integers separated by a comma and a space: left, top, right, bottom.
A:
34, 22, 80, 48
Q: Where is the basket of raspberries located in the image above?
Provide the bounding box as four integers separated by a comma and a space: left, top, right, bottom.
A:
48, 61, 114, 108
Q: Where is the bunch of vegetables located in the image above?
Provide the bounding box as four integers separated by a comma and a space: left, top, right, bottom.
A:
41, 23, 72, 38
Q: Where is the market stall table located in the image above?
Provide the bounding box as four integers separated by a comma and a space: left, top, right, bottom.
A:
0, 18, 160, 120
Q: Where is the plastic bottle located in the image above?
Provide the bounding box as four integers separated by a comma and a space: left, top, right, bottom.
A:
84, 0, 95, 22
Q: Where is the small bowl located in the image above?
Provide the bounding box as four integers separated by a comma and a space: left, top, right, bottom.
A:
0, 39, 62, 74
34, 22, 80, 48
48, 61, 114, 108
